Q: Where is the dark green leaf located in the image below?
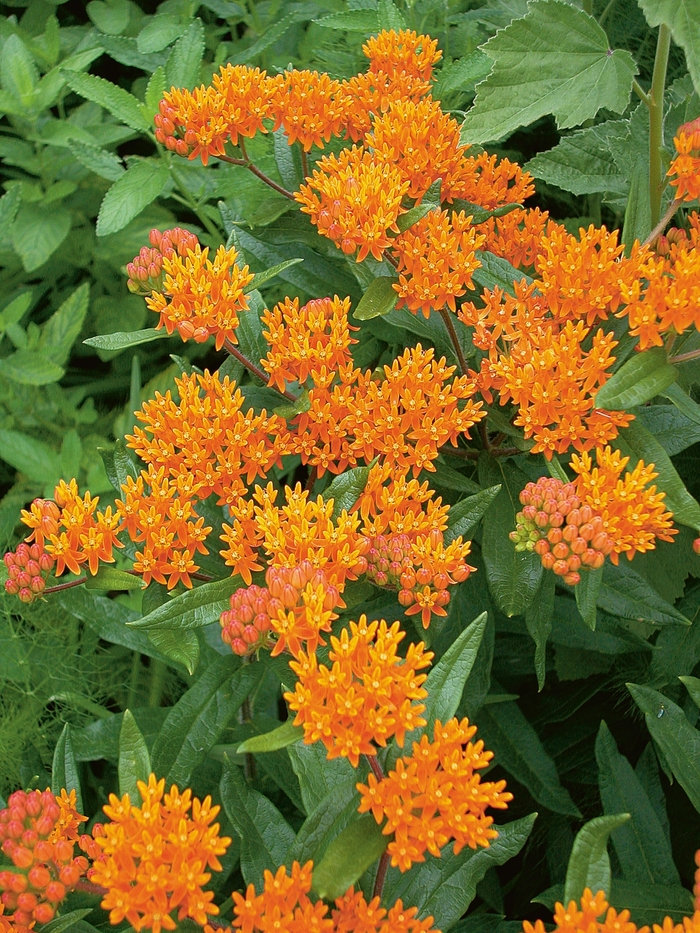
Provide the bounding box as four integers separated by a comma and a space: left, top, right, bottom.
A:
12, 204, 71, 272
118, 710, 151, 800
564, 814, 631, 903
328, 464, 372, 518
575, 566, 603, 630
595, 349, 676, 410
311, 815, 388, 900
39, 911, 95, 933
237, 721, 304, 754
146, 627, 200, 675
680, 676, 700, 709
661, 382, 700, 426
288, 741, 357, 814
525, 571, 555, 690
51, 724, 83, 812
138, 13, 188, 54
472, 251, 530, 296
445, 485, 501, 544
39, 283, 90, 367
598, 561, 690, 626
353, 276, 399, 321
285, 778, 359, 867
129, 575, 244, 630
250, 258, 304, 291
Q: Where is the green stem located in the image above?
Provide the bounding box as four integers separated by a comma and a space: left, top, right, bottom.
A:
127, 651, 140, 710
632, 78, 651, 108
597, 0, 616, 28
148, 659, 167, 708
668, 347, 700, 365
648, 24, 672, 227
169, 165, 222, 240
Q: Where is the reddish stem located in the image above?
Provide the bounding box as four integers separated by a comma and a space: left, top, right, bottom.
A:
669, 347, 700, 365
223, 338, 299, 402
366, 754, 384, 781
43, 577, 87, 595
75, 879, 107, 896
373, 850, 391, 902
217, 141, 296, 200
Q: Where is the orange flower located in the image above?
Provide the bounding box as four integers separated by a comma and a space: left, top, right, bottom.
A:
570, 446, 677, 563
285, 616, 432, 767
357, 464, 452, 540
127, 227, 199, 296
272, 69, 346, 151
668, 117, 700, 202
444, 151, 535, 209
146, 243, 254, 349
155, 85, 229, 163
341, 70, 431, 141
295, 145, 409, 261
261, 295, 358, 392
211, 64, 278, 144
91, 774, 230, 933
478, 208, 560, 270
392, 209, 486, 316
363, 29, 442, 84
358, 717, 512, 871
523, 889, 648, 933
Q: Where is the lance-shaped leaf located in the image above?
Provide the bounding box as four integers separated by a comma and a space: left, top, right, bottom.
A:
52, 724, 83, 813
128, 575, 244, 630
249, 258, 304, 291
680, 676, 700, 709
311, 815, 388, 900
84, 328, 169, 351
118, 710, 151, 801
661, 382, 700, 426
595, 349, 677, 410
327, 463, 373, 518
525, 571, 555, 690
85, 567, 144, 590
564, 814, 631, 904
237, 720, 304, 754
444, 485, 501, 544
353, 276, 399, 321
575, 566, 603, 630
96, 160, 170, 237
285, 779, 360, 867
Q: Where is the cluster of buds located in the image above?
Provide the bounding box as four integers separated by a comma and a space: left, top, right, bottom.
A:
126, 227, 198, 295
220, 583, 277, 656
364, 531, 472, 627
510, 476, 613, 585
0, 790, 89, 930
154, 98, 195, 156
649, 225, 690, 257
3, 541, 55, 604
693, 537, 700, 555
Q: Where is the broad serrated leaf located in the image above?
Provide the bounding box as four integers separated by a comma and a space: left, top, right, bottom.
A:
1, 35, 38, 101
311, 815, 388, 900
353, 276, 399, 321
96, 160, 170, 236
460, 0, 637, 144
84, 327, 169, 350
637, 0, 700, 97
445, 484, 501, 544
564, 814, 631, 903
165, 19, 205, 91
628, 682, 700, 814
138, 14, 188, 54
39, 283, 90, 366
145, 67, 166, 118
595, 349, 677, 409
64, 71, 150, 131
68, 139, 125, 181
316, 10, 378, 31
526, 121, 628, 195
128, 575, 243, 630
237, 721, 304, 754
118, 710, 151, 800
12, 204, 71, 272
52, 724, 83, 812
0, 351, 65, 386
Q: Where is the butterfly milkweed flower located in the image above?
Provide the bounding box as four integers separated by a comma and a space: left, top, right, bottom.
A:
364, 29, 442, 84
668, 117, 700, 203
91, 774, 230, 933
285, 616, 432, 767
523, 889, 649, 933
230, 859, 439, 933
146, 243, 254, 349
0, 788, 90, 930
271, 69, 347, 152
127, 227, 199, 296
357, 718, 512, 872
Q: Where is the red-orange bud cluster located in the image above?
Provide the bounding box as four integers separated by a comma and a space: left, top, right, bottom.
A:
693, 537, 700, 556
220, 584, 277, 656
127, 227, 199, 295
510, 476, 613, 585
4, 540, 55, 603
0, 790, 89, 931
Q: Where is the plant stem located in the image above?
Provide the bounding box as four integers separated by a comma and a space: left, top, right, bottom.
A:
300, 146, 309, 179
222, 338, 299, 402
642, 196, 683, 246
147, 660, 167, 708
632, 78, 651, 108
366, 754, 384, 780
43, 577, 87, 595
304, 466, 318, 493
669, 347, 700, 365
219, 144, 297, 200
169, 166, 222, 240
373, 850, 391, 901
75, 879, 108, 897
648, 24, 672, 227
127, 651, 140, 710
438, 307, 470, 376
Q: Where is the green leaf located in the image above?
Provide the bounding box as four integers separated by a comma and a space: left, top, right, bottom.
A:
118, 710, 151, 800
628, 682, 700, 814
478, 701, 581, 816
288, 741, 357, 814
138, 14, 188, 54
229, 13, 299, 65
1, 35, 38, 102
165, 19, 205, 91
661, 382, 700, 426
597, 561, 690, 626
575, 566, 603, 630
621, 164, 652, 250
285, 778, 360, 867
0, 429, 60, 485
615, 420, 700, 531
88, 0, 131, 35
395, 179, 442, 232
52, 724, 83, 812
316, 10, 378, 31
145, 67, 166, 119
238, 721, 304, 754
353, 276, 399, 321
39, 283, 90, 367
595, 721, 679, 884
129, 575, 244, 630
68, 139, 125, 182
220, 759, 295, 888
311, 815, 388, 900
525, 571, 555, 690
422, 611, 488, 730
85, 567, 144, 590
153, 658, 263, 785
525, 121, 627, 196
595, 349, 676, 410
680, 675, 700, 709
0, 351, 65, 386
445, 485, 501, 544
564, 814, 631, 903
377, 0, 406, 29
250, 258, 304, 291
146, 628, 200, 675
327, 464, 373, 518
384, 815, 537, 932
97, 160, 170, 237
39, 911, 95, 933
472, 250, 530, 296
479, 456, 543, 617
12, 204, 71, 272
64, 71, 150, 131
84, 327, 169, 351
460, 0, 637, 144
0, 187, 21, 231
637, 0, 700, 97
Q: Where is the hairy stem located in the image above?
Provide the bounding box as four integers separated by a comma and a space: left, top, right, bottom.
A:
642, 196, 683, 246
366, 754, 385, 781
223, 338, 299, 402
43, 577, 87, 594
632, 78, 651, 108
300, 146, 309, 179
648, 24, 672, 227
219, 143, 297, 200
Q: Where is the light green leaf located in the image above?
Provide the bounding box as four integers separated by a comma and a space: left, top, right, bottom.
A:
526, 121, 627, 196
316, 10, 378, 31
353, 276, 400, 321
637, 0, 700, 97
68, 139, 125, 182
138, 14, 188, 54
0, 351, 65, 386
129, 575, 244, 630
621, 164, 652, 250
12, 204, 72, 272
377, 0, 406, 30
285, 779, 360, 867
85, 567, 144, 590
250, 258, 304, 291
64, 71, 150, 131
288, 741, 357, 814
628, 682, 700, 814
0, 292, 32, 335
0, 429, 61, 485
118, 710, 151, 800
445, 485, 501, 544
165, 19, 205, 91
88, 0, 131, 35
238, 721, 304, 754
460, 0, 637, 144
596, 349, 676, 410
311, 815, 388, 900
84, 327, 169, 351
0, 187, 22, 231
145, 67, 166, 119
52, 724, 83, 812
1, 36, 38, 101
97, 160, 170, 236
564, 814, 630, 903
39, 283, 90, 367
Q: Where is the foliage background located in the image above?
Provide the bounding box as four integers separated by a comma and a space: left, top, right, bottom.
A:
1, 0, 700, 929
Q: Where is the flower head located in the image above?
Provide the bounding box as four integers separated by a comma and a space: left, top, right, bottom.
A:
127, 227, 199, 295
363, 29, 442, 84
272, 70, 346, 151
668, 117, 700, 202
522, 889, 649, 933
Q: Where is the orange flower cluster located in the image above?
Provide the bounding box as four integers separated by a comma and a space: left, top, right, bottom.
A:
571, 446, 676, 563
523, 890, 645, 933
363, 29, 442, 85
510, 476, 612, 585
478, 208, 557, 270
19, 480, 121, 578
291, 342, 484, 476
127, 227, 198, 296
668, 117, 700, 203
271, 69, 346, 151
0, 788, 90, 930
356, 465, 453, 540
358, 718, 512, 871
365, 531, 474, 628
445, 150, 535, 210
261, 295, 357, 392
231, 860, 438, 933
3, 539, 55, 603
146, 243, 254, 349
286, 616, 432, 767
91, 774, 230, 933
